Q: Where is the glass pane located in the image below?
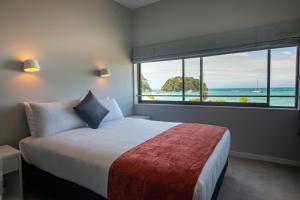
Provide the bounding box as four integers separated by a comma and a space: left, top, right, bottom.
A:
140, 59, 182, 101
205, 97, 267, 104
270, 47, 297, 107
270, 97, 296, 107
184, 58, 201, 102
141, 96, 182, 101
203, 50, 268, 103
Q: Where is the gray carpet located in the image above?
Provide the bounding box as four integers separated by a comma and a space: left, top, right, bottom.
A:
218, 157, 300, 200
24, 157, 300, 200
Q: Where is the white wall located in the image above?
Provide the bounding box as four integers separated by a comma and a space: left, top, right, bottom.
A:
0, 0, 133, 147
133, 0, 300, 161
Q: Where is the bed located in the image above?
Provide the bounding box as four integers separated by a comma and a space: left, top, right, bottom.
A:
20, 117, 230, 200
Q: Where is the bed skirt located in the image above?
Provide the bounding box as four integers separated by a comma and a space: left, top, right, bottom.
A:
22, 158, 228, 200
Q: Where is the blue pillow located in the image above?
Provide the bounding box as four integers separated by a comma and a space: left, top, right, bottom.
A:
74, 91, 109, 129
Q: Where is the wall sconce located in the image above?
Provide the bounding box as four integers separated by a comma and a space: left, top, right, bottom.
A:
96, 68, 111, 78
24, 59, 40, 72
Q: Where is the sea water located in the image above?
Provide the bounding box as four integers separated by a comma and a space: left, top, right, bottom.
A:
142, 87, 296, 107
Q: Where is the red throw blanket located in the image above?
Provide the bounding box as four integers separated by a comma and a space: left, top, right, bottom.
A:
108, 123, 227, 200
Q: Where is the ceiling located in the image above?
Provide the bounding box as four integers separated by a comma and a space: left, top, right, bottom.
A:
114, 0, 160, 9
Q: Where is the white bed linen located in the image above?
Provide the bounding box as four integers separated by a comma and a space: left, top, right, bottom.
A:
19, 118, 230, 200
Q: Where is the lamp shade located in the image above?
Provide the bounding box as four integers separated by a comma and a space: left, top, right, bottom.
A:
97, 68, 111, 77
24, 59, 40, 72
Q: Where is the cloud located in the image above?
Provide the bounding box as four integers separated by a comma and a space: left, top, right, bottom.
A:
282, 51, 292, 55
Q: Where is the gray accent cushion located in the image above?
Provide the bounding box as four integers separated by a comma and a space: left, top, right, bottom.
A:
74, 91, 109, 129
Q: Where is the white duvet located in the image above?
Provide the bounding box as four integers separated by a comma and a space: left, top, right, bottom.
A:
19, 118, 230, 200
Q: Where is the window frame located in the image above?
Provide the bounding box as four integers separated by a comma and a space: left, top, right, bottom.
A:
137, 46, 299, 109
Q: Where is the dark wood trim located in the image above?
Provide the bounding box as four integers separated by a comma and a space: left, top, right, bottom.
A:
138, 95, 296, 98
295, 46, 299, 109
138, 100, 269, 107
137, 63, 142, 103
182, 59, 185, 102
267, 49, 271, 106
200, 57, 203, 102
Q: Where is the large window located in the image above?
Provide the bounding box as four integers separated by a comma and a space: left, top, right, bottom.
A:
138, 46, 299, 108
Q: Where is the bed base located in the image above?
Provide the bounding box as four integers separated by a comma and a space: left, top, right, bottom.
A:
23, 159, 228, 200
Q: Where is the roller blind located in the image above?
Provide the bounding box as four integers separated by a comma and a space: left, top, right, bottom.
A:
132, 19, 300, 63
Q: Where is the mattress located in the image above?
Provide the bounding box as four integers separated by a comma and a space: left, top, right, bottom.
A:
19, 118, 230, 200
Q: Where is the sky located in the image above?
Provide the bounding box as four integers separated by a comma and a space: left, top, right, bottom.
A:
141, 47, 297, 89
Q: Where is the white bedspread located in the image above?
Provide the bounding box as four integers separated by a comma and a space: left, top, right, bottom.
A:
19, 118, 230, 200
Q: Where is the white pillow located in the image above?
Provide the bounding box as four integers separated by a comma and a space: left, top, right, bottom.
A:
99, 98, 124, 122
23, 100, 86, 137
23, 102, 37, 137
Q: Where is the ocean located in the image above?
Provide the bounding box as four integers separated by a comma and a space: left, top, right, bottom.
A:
142, 87, 296, 107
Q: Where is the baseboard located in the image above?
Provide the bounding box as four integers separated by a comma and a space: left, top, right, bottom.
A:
230, 151, 300, 168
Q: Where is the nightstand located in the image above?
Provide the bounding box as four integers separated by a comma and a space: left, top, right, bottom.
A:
0, 145, 23, 200
128, 115, 151, 120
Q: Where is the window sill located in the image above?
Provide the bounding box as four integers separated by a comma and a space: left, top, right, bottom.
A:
135, 102, 299, 112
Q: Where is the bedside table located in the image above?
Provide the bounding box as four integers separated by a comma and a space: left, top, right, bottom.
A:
0, 145, 23, 200
128, 115, 151, 120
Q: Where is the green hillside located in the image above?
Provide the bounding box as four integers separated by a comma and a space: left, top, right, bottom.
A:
161, 76, 208, 100
141, 74, 152, 92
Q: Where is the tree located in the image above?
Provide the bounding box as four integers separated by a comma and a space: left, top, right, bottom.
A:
161, 76, 184, 92
161, 76, 209, 100
240, 97, 249, 103
202, 82, 208, 101
141, 74, 152, 92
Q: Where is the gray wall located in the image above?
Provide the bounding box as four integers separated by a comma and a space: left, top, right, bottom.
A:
0, 0, 133, 147
133, 0, 300, 161
135, 104, 300, 161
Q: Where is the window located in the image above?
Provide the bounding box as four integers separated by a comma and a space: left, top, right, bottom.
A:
270, 47, 298, 107
138, 46, 299, 108
202, 50, 268, 104
139, 59, 182, 101
184, 58, 201, 102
